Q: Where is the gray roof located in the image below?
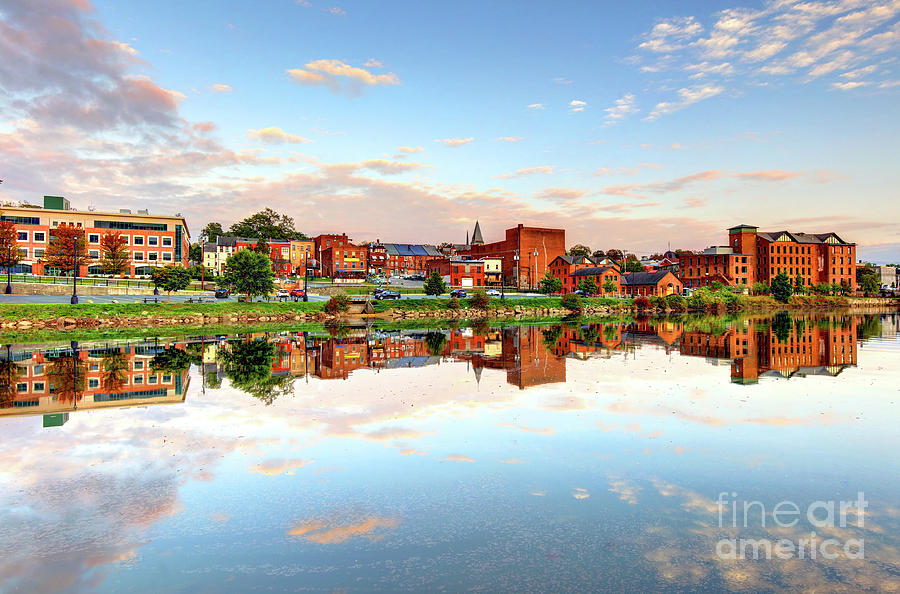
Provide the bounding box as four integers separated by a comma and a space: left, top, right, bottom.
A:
622, 271, 675, 285
471, 221, 484, 244
757, 231, 852, 245
571, 266, 617, 277
383, 243, 441, 257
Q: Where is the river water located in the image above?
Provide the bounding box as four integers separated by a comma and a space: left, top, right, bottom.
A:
1, 312, 899, 592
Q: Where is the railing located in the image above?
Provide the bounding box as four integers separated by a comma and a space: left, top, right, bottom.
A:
7, 273, 157, 289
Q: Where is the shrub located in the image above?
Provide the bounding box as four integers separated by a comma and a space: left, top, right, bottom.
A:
666, 293, 687, 312
771, 271, 793, 303
634, 295, 651, 310
648, 295, 665, 310
468, 289, 490, 309
561, 292, 583, 312
751, 281, 770, 296
448, 296, 461, 310
324, 294, 350, 314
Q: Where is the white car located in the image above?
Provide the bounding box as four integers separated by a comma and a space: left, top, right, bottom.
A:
486, 289, 501, 297
275, 289, 289, 299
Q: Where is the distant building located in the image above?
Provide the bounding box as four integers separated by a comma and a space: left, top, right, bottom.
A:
367, 241, 387, 274
549, 254, 606, 293
290, 239, 315, 276
678, 225, 857, 291
321, 243, 368, 280
313, 233, 353, 275
0, 195, 190, 277
382, 243, 442, 276
873, 265, 898, 288
459, 223, 565, 289
570, 266, 621, 295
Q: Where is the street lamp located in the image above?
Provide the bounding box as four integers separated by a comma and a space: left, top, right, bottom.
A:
532, 249, 539, 291
4, 243, 12, 294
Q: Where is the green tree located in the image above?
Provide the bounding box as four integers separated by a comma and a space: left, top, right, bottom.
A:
772, 312, 793, 343
567, 244, 591, 258
200, 222, 226, 243
577, 277, 598, 295
150, 265, 192, 301
856, 265, 879, 296
751, 281, 770, 295
188, 243, 202, 264
253, 237, 269, 254
794, 274, 805, 294
539, 271, 563, 294
771, 271, 793, 303
229, 208, 306, 240
624, 258, 645, 272
468, 289, 490, 309
99, 231, 130, 276
602, 279, 617, 295
561, 292, 582, 312
424, 270, 447, 295
222, 249, 275, 301
424, 332, 448, 357
591, 249, 607, 260
100, 350, 129, 393
217, 339, 289, 405
150, 347, 194, 373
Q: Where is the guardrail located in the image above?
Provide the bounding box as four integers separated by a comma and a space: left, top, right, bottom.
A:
8, 274, 157, 289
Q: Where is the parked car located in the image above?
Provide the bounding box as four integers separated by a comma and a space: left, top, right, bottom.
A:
374, 290, 401, 300
275, 288, 290, 299
486, 289, 501, 297
290, 288, 306, 299
214, 288, 230, 298
372, 287, 386, 296
450, 289, 467, 298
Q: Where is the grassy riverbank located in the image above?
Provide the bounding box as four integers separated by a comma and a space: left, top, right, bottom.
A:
0, 300, 325, 320
370, 296, 631, 312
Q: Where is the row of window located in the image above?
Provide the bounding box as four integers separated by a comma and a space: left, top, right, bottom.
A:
13, 230, 175, 248
14, 373, 174, 394
15, 247, 173, 263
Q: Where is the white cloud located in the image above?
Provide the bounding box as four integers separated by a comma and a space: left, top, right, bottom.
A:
209, 84, 233, 93
569, 99, 587, 112
435, 137, 474, 147
396, 145, 424, 153
527, 103, 545, 110
495, 136, 524, 142
248, 127, 312, 143
364, 58, 384, 68
831, 80, 868, 90
497, 165, 554, 179
287, 59, 399, 94
645, 85, 724, 121
603, 94, 638, 125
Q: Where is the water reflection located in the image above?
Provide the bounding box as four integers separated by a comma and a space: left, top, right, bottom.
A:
0, 312, 898, 592
0, 312, 892, 419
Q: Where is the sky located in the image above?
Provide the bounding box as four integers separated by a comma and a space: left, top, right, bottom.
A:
0, 0, 898, 261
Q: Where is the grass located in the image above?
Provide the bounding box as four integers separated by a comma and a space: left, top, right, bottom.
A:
371, 295, 632, 313
0, 300, 325, 320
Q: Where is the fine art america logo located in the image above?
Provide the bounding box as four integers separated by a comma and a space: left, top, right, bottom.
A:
715, 491, 867, 560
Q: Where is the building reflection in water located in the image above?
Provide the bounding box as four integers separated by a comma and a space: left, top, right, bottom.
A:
1, 313, 890, 420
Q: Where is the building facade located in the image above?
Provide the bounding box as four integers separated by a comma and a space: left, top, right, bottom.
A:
679, 225, 857, 291
622, 271, 683, 296
570, 266, 621, 295
459, 223, 565, 289
321, 243, 369, 280
383, 243, 443, 276
290, 240, 315, 275
426, 258, 486, 289
1, 196, 190, 277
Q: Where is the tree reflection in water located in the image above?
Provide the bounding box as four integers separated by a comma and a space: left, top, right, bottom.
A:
46, 353, 86, 405
218, 338, 294, 405
100, 350, 129, 393
0, 355, 18, 408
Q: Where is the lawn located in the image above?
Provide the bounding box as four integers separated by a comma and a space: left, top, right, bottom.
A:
0, 300, 325, 320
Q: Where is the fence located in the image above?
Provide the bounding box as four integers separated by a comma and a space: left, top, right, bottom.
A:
6, 274, 157, 289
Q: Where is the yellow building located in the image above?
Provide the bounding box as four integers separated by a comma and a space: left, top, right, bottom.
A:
290, 240, 315, 275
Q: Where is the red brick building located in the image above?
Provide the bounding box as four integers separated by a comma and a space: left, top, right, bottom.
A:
622, 271, 683, 297
383, 243, 443, 276
459, 223, 565, 289
313, 233, 352, 276
321, 243, 368, 280
548, 255, 620, 293
570, 266, 621, 295
426, 258, 485, 289
367, 242, 387, 274
679, 225, 857, 291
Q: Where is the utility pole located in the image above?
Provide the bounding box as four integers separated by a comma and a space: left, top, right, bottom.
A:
70, 234, 79, 305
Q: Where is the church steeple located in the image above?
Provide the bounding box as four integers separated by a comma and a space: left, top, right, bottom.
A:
471, 221, 484, 245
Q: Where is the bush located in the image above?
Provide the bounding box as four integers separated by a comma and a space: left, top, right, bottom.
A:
324, 294, 350, 314
448, 296, 461, 310
751, 281, 770, 296
666, 293, 687, 312
634, 296, 651, 310
424, 271, 447, 296
771, 271, 793, 303
561, 292, 583, 312
648, 295, 665, 310
468, 289, 490, 309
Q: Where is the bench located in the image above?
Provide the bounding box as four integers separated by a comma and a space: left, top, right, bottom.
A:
185, 297, 207, 303
142, 297, 160, 304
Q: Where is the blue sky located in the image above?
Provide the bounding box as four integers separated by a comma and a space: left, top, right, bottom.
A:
1, 0, 898, 260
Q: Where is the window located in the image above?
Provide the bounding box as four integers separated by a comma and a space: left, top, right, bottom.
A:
88, 378, 99, 388
18, 248, 27, 258
16, 382, 27, 393
34, 232, 46, 242
88, 234, 99, 243
89, 250, 100, 258
17, 231, 28, 241
134, 361, 144, 370
162, 237, 172, 247
133, 252, 144, 261
133, 236, 144, 246
133, 376, 143, 385
163, 253, 172, 261
33, 382, 45, 392
148, 236, 158, 246
148, 375, 158, 384
148, 252, 158, 261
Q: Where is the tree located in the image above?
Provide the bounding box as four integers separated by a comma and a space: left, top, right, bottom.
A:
794, 274, 805, 294
99, 231, 130, 277
253, 237, 269, 254
538, 271, 563, 294
46, 354, 87, 405
45, 225, 92, 273
605, 249, 623, 261
772, 311, 793, 343
624, 258, 645, 273
602, 279, 617, 295
577, 277, 598, 295
592, 249, 607, 260
217, 339, 283, 405
771, 271, 793, 303
150, 346, 194, 372
222, 249, 275, 301
229, 208, 306, 240
150, 266, 192, 301
751, 281, 770, 295
100, 350, 129, 393
188, 243, 203, 265
856, 265, 879, 296
424, 332, 447, 357
468, 289, 490, 309
561, 292, 583, 312
567, 244, 592, 258
0, 221, 21, 291
201, 222, 225, 243
424, 271, 447, 295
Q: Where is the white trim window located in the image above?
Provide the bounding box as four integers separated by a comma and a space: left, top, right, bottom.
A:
133, 236, 144, 246
133, 252, 144, 262
33, 231, 46, 242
